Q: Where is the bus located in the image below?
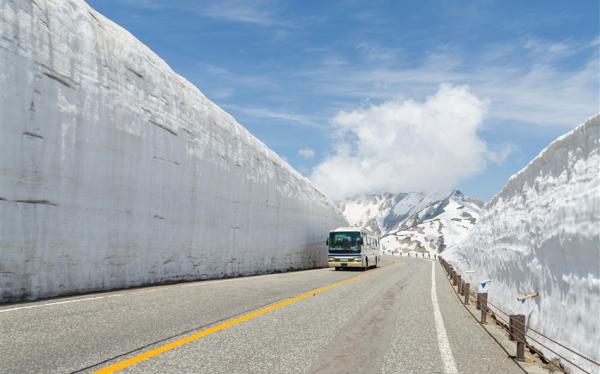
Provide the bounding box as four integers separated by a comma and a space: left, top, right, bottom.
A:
326, 227, 380, 271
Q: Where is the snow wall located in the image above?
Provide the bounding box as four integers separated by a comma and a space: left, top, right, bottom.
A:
0, 0, 347, 303
445, 114, 600, 373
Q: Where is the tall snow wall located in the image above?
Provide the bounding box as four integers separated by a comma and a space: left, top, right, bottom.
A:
445, 115, 600, 373
0, 0, 347, 303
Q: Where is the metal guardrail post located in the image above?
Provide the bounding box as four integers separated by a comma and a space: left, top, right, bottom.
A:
478, 293, 487, 323
464, 283, 470, 305
513, 314, 526, 361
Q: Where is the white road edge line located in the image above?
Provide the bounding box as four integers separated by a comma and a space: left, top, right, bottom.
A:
0, 294, 124, 313
0, 267, 329, 313
431, 261, 459, 374
0, 276, 252, 313
180, 279, 231, 287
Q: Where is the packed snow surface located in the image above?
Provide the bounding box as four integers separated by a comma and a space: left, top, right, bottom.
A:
338, 191, 482, 255
0, 0, 346, 302
445, 115, 600, 373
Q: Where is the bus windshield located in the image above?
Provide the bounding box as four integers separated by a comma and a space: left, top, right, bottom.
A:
329, 231, 361, 253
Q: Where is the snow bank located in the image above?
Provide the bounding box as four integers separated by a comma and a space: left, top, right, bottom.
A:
0, 0, 346, 303
445, 115, 600, 373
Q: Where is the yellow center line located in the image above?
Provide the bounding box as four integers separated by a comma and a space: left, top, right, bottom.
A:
94, 264, 393, 373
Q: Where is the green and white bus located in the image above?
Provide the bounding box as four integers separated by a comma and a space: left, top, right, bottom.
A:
326, 227, 380, 271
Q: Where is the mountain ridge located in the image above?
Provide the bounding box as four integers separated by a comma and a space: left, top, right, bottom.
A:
336, 190, 482, 254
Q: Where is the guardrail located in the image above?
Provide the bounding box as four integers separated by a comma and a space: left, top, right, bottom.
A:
397, 252, 437, 260
437, 257, 599, 374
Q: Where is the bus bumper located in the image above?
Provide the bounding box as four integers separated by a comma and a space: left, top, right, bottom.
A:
328, 257, 363, 268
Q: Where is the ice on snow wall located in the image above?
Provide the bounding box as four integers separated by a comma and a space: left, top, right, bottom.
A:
0, 0, 347, 302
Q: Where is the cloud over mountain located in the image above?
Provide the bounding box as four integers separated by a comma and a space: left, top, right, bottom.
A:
310, 84, 491, 200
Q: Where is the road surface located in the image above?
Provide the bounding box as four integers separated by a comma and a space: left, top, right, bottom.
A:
0, 256, 524, 373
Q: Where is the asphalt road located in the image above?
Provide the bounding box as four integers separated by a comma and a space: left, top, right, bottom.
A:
0, 256, 524, 373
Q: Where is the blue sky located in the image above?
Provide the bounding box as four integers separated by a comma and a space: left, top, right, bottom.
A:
89, 0, 599, 201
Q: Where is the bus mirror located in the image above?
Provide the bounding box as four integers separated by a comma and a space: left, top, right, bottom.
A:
358, 238, 363, 245
326, 239, 329, 246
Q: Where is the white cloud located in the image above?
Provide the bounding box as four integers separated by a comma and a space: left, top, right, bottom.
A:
199, 0, 276, 25
295, 37, 599, 128
309, 84, 491, 200
486, 143, 517, 164
298, 148, 315, 159
122, 0, 284, 26
224, 104, 323, 128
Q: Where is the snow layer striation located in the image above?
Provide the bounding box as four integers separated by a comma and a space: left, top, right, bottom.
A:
445, 114, 600, 373
0, 0, 346, 302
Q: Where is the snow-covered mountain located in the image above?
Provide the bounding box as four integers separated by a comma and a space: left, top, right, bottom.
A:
445, 115, 599, 373
337, 191, 482, 254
